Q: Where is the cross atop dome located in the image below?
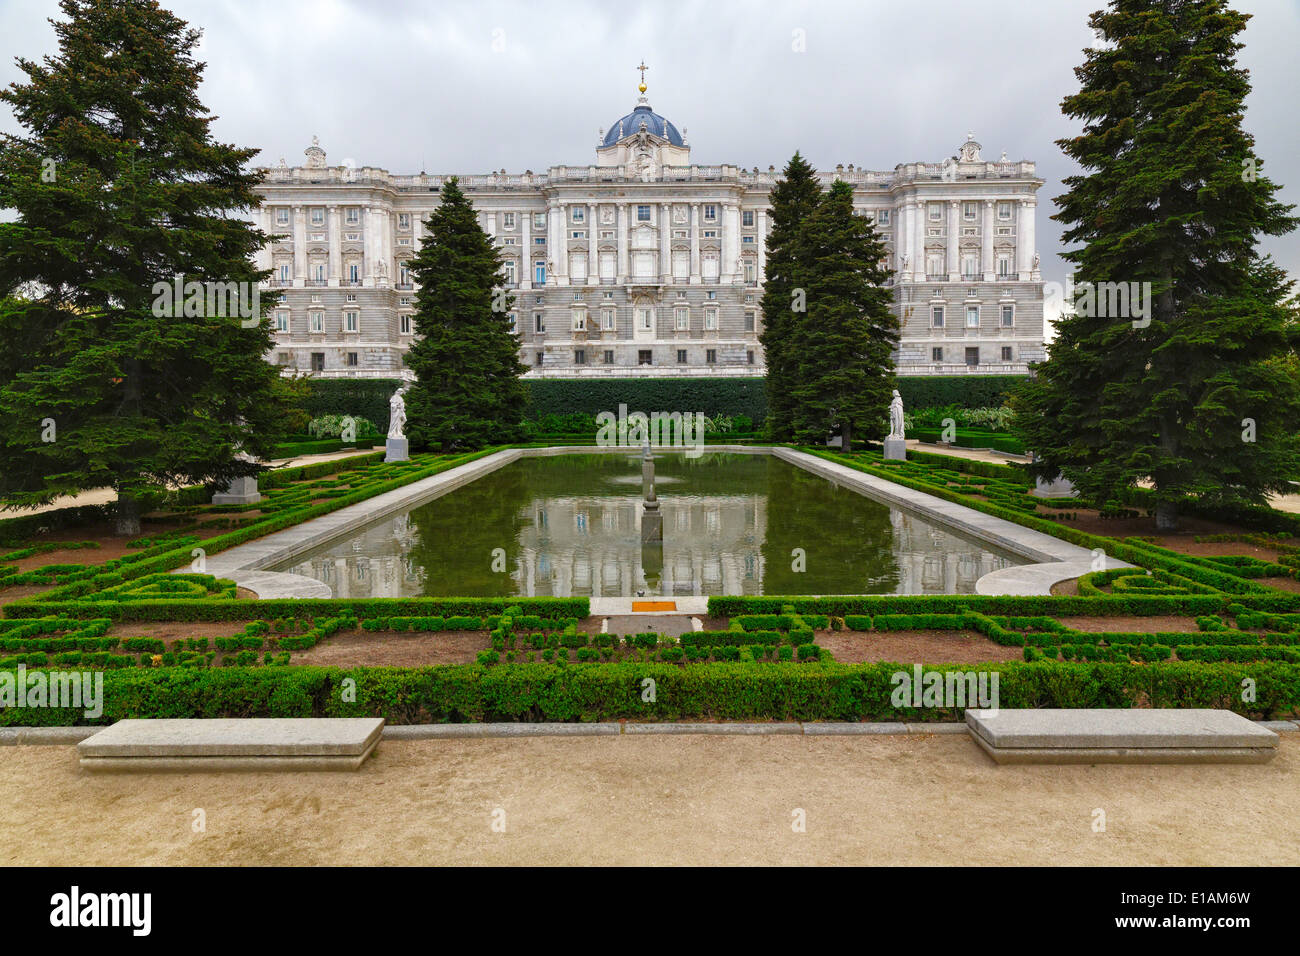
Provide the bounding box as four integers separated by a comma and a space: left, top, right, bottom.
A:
636, 60, 648, 94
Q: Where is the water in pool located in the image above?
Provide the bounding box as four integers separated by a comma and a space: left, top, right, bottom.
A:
273, 453, 1022, 597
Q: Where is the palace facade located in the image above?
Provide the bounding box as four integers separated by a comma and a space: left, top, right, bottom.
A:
252, 80, 1046, 379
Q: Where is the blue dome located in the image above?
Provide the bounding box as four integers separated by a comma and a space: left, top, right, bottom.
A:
602, 101, 684, 147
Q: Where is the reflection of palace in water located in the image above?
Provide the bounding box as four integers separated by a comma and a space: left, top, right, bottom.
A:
887, 509, 1012, 594
281, 489, 1017, 599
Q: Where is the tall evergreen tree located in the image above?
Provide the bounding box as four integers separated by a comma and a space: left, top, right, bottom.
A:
788, 180, 898, 449
404, 177, 527, 452
0, 0, 294, 534
759, 152, 822, 441
1013, 0, 1299, 530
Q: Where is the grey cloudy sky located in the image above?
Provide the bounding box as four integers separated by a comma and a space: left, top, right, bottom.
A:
2, 0, 1298, 290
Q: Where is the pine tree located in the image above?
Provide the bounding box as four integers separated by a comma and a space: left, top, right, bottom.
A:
788, 180, 898, 449
403, 177, 527, 452
0, 0, 295, 534
1013, 0, 1299, 530
759, 152, 822, 441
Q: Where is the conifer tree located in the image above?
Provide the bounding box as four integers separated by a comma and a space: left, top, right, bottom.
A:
403, 177, 527, 451
0, 0, 294, 534
788, 180, 898, 449
1012, 0, 1299, 529
759, 152, 822, 441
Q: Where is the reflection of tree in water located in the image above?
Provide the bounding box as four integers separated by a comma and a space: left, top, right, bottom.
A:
406, 464, 530, 596
760, 457, 900, 594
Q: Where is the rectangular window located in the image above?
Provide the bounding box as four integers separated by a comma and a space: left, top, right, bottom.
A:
932, 347, 944, 362
962, 256, 978, 279
400, 314, 411, 335
503, 212, 516, 229
344, 310, 358, 332
965, 347, 980, 366
704, 310, 717, 330
533, 213, 546, 229
574, 349, 586, 365
310, 311, 323, 332
533, 237, 546, 245
931, 307, 944, 328
276, 352, 290, 365
747, 350, 755, 365
675, 307, 689, 331
346, 293, 357, 303
929, 203, 943, 221
398, 213, 410, 229
310, 352, 324, 371
702, 230, 718, 239
742, 235, 756, 244
743, 260, 757, 284
504, 260, 516, 285
706, 349, 717, 364
638, 350, 653, 365
571, 310, 586, 331
636, 205, 651, 222
677, 349, 688, 364
744, 311, 756, 332
275, 311, 288, 332
703, 204, 717, 221
346, 352, 358, 367
572, 207, 585, 223
602, 309, 615, 331
279, 264, 291, 282
998, 202, 1013, 220
1001, 346, 1013, 361
310, 208, 324, 225
1001, 304, 1014, 327
963, 202, 977, 221
535, 351, 544, 366
346, 208, 360, 224
966, 306, 980, 328
571, 230, 586, 239
742, 210, 754, 227
276, 208, 290, 225
535, 261, 546, 284
348, 264, 359, 283
997, 256, 1012, 277
534, 313, 545, 333
603, 349, 614, 364
878, 210, 890, 225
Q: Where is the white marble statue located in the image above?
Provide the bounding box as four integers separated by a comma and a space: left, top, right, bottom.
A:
388, 387, 408, 439
888, 389, 905, 439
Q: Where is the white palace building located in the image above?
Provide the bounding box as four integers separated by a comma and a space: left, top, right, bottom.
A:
253, 72, 1046, 379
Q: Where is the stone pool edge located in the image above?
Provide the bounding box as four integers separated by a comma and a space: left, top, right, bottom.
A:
177, 444, 1124, 598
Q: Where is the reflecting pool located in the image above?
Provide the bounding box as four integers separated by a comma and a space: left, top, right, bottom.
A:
272, 453, 1023, 597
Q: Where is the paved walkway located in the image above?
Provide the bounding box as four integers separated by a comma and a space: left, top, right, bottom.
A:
2, 734, 1296, 865
3, 447, 384, 519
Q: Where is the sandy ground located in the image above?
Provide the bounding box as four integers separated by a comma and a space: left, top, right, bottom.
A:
1, 735, 1296, 866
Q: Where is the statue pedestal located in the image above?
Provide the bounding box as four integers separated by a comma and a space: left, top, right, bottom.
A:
384, 438, 409, 463
1031, 475, 1077, 499
212, 476, 261, 506
882, 438, 907, 461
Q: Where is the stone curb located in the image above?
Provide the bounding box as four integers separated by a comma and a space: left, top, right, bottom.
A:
2, 720, 1295, 745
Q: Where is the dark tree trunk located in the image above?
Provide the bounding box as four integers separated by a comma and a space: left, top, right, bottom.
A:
1155, 500, 1178, 532
840, 421, 852, 452
114, 491, 141, 537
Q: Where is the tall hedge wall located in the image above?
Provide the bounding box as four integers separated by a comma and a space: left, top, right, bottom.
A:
293, 374, 1028, 431
299, 378, 404, 433
523, 378, 769, 422
895, 375, 1028, 409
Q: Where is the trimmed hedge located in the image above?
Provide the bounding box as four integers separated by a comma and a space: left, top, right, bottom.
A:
896, 376, 1028, 410
523, 378, 768, 424
7, 659, 1296, 725
297, 378, 404, 434
4, 597, 590, 623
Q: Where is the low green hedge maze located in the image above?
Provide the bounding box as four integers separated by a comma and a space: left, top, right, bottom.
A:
3, 445, 1300, 723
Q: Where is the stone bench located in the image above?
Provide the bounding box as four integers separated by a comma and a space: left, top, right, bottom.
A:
965, 708, 1278, 764
78, 718, 385, 772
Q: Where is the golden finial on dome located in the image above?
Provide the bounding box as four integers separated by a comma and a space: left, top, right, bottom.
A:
636, 60, 648, 94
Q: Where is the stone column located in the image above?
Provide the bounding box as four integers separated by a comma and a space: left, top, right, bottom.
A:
554, 200, 568, 284
724, 201, 741, 282
255, 207, 272, 272
292, 205, 306, 286
327, 205, 341, 286
982, 200, 995, 281
659, 203, 670, 281
616, 202, 629, 282
913, 201, 926, 280
1025, 199, 1038, 279
689, 202, 701, 284
362, 204, 375, 287
756, 206, 767, 282
898, 201, 912, 277
1017, 199, 1035, 279
587, 203, 598, 285
520, 210, 531, 289
946, 201, 960, 280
